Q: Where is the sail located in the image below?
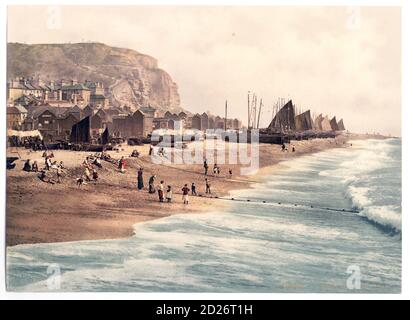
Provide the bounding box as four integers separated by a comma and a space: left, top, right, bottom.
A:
268, 100, 296, 131
320, 116, 332, 131
314, 114, 323, 131
101, 127, 109, 145
295, 110, 313, 131
330, 116, 339, 131
70, 116, 90, 143
337, 119, 346, 131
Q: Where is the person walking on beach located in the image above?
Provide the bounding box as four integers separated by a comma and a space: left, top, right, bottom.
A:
182, 184, 190, 204
228, 169, 233, 179
149, 145, 154, 156
158, 181, 165, 202
149, 175, 156, 193
213, 163, 218, 176
281, 143, 286, 152
137, 168, 144, 190
191, 182, 197, 196
203, 159, 208, 175
205, 178, 211, 194
292, 146, 295, 153
166, 185, 173, 203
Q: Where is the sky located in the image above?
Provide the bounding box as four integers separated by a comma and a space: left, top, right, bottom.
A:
7, 6, 401, 136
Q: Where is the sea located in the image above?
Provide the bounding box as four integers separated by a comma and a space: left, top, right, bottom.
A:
6, 138, 402, 293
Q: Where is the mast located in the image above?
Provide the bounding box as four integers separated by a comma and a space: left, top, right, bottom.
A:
254, 95, 257, 129
224, 100, 227, 131
247, 91, 250, 129
257, 98, 263, 129
271, 99, 275, 121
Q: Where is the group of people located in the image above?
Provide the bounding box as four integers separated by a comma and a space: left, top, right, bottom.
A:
23, 159, 39, 173
22, 151, 66, 184
137, 168, 213, 205
281, 143, 296, 153
203, 158, 232, 178
79, 155, 104, 185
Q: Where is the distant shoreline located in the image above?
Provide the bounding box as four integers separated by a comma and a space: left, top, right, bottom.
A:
6, 133, 388, 247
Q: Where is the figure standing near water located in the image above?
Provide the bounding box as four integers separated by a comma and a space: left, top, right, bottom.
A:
149, 175, 156, 193
166, 185, 172, 203
205, 178, 211, 194
137, 168, 144, 190
204, 159, 208, 175
191, 182, 197, 196
182, 184, 190, 204
158, 180, 165, 202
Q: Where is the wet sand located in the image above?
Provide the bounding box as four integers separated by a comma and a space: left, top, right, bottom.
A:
6, 133, 383, 246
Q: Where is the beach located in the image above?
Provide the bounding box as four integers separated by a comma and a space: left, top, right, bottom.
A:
6, 135, 401, 292
6, 133, 384, 246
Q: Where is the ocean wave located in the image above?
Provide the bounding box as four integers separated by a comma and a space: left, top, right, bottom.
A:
347, 185, 401, 232
360, 205, 402, 232
348, 186, 372, 208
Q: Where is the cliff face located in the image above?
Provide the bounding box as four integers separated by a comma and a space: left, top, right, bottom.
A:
7, 42, 182, 113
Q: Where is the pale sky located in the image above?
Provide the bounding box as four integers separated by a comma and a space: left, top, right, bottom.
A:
8, 6, 401, 136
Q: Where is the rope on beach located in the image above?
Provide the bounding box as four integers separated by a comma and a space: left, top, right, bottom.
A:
210, 196, 361, 214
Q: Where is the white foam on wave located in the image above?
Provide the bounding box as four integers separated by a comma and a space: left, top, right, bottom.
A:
348, 186, 372, 208
360, 205, 402, 232
347, 186, 401, 231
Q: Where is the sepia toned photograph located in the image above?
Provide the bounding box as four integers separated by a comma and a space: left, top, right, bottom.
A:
4, 4, 401, 294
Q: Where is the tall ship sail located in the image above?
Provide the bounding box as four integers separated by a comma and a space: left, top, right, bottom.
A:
337, 118, 346, 131
268, 100, 296, 132
295, 110, 313, 131
330, 116, 339, 131
320, 115, 332, 131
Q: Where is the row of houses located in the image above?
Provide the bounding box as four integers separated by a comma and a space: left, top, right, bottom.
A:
7, 77, 109, 109
190, 113, 242, 131
7, 103, 241, 142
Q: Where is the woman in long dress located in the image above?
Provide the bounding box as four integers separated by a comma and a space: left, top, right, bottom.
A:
137, 168, 144, 190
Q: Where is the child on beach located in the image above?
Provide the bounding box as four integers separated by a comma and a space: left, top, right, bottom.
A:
31, 161, 38, 172
182, 184, 190, 204
166, 186, 172, 203
56, 166, 63, 183
119, 156, 126, 173
92, 169, 98, 182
